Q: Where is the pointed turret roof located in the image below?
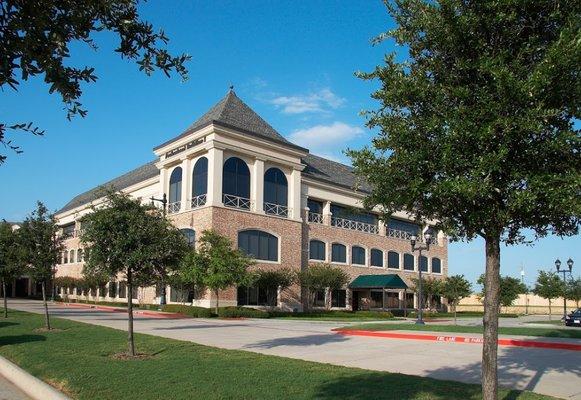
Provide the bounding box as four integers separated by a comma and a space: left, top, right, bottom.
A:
154, 90, 307, 152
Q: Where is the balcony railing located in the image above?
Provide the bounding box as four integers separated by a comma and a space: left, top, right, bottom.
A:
387, 228, 412, 241
167, 201, 181, 214
190, 194, 207, 209
307, 212, 323, 224
331, 217, 379, 234
264, 202, 289, 218
223, 194, 251, 210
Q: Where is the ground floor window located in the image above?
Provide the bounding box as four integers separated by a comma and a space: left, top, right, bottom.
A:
431, 295, 442, 309
170, 286, 194, 303
370, 290, 383, 308
237, 286, 277, 307
331, 289, 346, 308
312, 289, 325, 308
405, 293, 414, 309
385, 292, 399, 308
131, 286, 138, 300
118, 282, 127, 299
90, 287, 97, 297
108, 282, 116, 298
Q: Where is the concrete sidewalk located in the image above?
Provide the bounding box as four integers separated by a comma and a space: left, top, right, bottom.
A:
0, 374, 31, 400
8, 299, 581, 400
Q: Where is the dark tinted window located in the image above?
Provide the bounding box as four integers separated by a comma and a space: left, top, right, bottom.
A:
108, 281, 116, 298
371, 249, 383, 267
331, 204, 377, 225
331, 243, 346, 263
192, 157, 208, 197
432, 258, 441, 273
118, 282, 127, 298
238, 230, 278, 261
420, 256, 428, 272
403, 253, 415, 270
237, 286, 277, 306
169, 167, 182, 203
180, 228, 195, 247
223, 157, 250, 198
387, 219, 420, 235
388, 251, 400, 269
309, 240, 326, 260
307, 199, 323, 214
332, 289, 346, 308
264, 168, 288, 206
352, 246, 366, 265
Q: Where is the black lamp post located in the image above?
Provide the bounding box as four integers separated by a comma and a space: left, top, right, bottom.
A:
150, 193, 168, 306
410, 228, 434, 325
555, 258, 573, 319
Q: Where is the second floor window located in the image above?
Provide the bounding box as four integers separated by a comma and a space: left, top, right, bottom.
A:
238, 230, 278, 262
388, 251, 400, 269
403, 253, 415, 271
309, 240, 326, 261
420, 256, 428, 272
371, 249, 383, 267
169, 167, 183, 204
223, 157, 250, 199
331, 243, 346, 263
264, 168, 288, 206
192, 157, 208, 197
432, 257, 442, 273
352, 246, 366, 265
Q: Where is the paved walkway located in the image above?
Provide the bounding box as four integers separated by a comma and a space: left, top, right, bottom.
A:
8, 300, 581, 400
0, 374, 31, 400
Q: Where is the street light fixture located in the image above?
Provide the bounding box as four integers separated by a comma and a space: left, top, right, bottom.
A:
150, 193, 168, 306
555, 258, 573, 319
410, 227, 433, 325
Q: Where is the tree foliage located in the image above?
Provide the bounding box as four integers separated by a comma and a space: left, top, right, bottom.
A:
0, 0, 190, 163
411, 276, 444, 310
533, 270, 564, 319
0, 221, 23, 317
298, 264, 349, 310
477, 274, 527, 309
566, 277, 581, 308
441, 275, 472, 324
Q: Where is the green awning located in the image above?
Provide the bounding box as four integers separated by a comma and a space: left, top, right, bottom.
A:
349, 274, 408, 289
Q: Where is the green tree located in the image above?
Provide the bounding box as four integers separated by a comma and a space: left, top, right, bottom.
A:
0, 0, 190, 163
180, 230, 252, 314
17, 202, 63, 329
349, 2, 580, 397
441, 275, 472, 324
249, 268, 296, 309
533, 270, 564, 320
566, 277, 581, 309
411, 276, 444, 311
298, 264, 349, 310
477, 274, 527, 312
80, 191, 188, 356
0, 221, 23, 317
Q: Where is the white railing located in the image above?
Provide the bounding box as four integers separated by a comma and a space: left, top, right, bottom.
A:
167, 201, 181, 214
331, 217, 379, 234
190, 194, 207, 209
264, 202, 290, 218
223, 194, 251, 210
307, 212, 323, 224
387, 228, 412, 240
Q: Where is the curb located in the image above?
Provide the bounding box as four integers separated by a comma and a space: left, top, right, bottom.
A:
0, 355, 70, 400
334, 329, 581, 351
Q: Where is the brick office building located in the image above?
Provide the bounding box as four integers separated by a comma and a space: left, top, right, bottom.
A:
54, 90, 448, 311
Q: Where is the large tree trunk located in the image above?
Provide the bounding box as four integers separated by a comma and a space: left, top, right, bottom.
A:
127, 270, 135, 356
2, 279, 7, 318
41, 281, 51, 330
215, 289, 219, 315
482, 235, 501, 400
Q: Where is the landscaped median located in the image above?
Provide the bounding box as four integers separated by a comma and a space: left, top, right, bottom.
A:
0, 310, 555, 400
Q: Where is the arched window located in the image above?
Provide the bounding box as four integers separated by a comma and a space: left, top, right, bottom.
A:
223, 157, 250, 201
432, 258, 442, 274
180, 228, 195, 247
77, 249, 83, 263
371, 249, 383, 267
403, 253, 415, 271
388, 251, 400, 269
238, 230, 278, 261
420, 256, 428, 272
309, 240, 326, 261
331, 243, 346, 263
69, 249, 75, 263
169, 167, 183, 204
192, 157, 208, 200
352, 246, 366, 265
264, 168, 288, 207
63, 251, 68, 264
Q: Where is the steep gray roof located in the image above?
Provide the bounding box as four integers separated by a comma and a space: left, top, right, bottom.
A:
154, 90, 307, 152
301, 153, 371, 193
57, 160, 159, 214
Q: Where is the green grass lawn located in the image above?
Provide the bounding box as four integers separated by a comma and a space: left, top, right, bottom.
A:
0, 311, 555, 400
338, 323, 581, 339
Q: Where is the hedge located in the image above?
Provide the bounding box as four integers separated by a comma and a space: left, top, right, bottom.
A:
161, 304, 214, 318
217, 306, 270, 319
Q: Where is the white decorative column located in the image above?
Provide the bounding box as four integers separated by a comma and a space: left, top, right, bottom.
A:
158, 167, 168, 201
323, 200, 332, 226
289, 168, 301, 220
301, 193, 309, 222
181, 158, 191, 211
253, 158, 265, 214
206, 146, 224, 207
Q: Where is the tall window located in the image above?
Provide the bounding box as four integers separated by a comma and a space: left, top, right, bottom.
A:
388, 251, 400, 269
238, 230, 278, 262
118, 282, 127, 299
169, 167, 183, 204
237, 286, 277, 307
352, 246, 366, 265
63, 251, 68, 264
432, 257, 441, 273
69, 249, 75, 263
309, 240, 326, 261
371, 249, 383, 267
403, 253, 415, 271
264, 168, 288, 206
108, 281, 117, 298
387, 218, 420, 235
331, 289, 347, 308
77, 249, 83, 263
331, 243, 346, 263
192, 157, 208, 198
180, 228, 195, 247
420, 256, 428, 272
223, 157, 250, 199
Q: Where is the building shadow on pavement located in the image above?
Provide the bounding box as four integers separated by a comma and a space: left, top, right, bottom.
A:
244, 333, 350, 349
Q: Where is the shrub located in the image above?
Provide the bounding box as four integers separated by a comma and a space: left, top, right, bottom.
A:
269, 310, 395, 319
217, 306, 269, 319
161, 304, 214, 318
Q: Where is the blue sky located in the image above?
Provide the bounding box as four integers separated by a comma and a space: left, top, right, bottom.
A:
0, 0, 578, 287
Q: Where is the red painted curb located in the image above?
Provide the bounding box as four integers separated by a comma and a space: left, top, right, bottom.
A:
60, 302, 185, 319
334, 329, 581, 351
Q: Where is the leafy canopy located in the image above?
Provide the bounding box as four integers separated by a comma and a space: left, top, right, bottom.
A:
348, 0, 580, 244
533, 270, 564, 301
298, 263, 350, 292
0, 0, 190, 163
566, 277, 581, 306
249, 268, 296, 291
0, 221, 21, 282
477, 274, 527, 308
441, 275, 472, 305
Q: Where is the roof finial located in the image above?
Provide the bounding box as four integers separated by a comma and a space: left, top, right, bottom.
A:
229, 84, 234, 92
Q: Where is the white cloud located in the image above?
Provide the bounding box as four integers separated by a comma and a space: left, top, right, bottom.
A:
288, 122, 364, 154
270, 88, 346, 114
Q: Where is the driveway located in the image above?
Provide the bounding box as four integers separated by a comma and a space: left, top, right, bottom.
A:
8, 299, 581, 400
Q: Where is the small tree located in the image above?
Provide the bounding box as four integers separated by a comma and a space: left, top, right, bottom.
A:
477, 274, 527, 313
298, 264, 349, 310
80, 191, 188, 356
18, 202, 63, 329
0, 221, 23, 317
441, 275, 472, 324
180, 230, 252, 314
566, 278, 581, 309
533, 271, 564, 320
411, 277, 444, 311
249, 268, 296, 309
